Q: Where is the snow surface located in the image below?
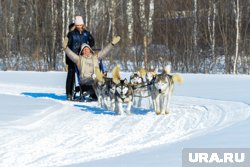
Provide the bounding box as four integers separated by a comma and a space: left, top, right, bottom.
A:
0, 71, 249, 167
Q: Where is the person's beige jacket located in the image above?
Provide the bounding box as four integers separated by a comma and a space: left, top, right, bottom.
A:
65, 43, 113, 85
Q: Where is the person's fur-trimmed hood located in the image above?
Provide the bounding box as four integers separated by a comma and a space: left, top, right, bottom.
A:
80, 43, 94, 54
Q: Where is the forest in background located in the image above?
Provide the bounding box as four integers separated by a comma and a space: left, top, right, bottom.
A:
0, 0, 250, 74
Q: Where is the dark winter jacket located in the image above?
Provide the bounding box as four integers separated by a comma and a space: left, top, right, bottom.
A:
66, 29, 95, 66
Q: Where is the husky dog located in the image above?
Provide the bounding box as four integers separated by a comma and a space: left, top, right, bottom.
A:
129, 69, 151, 107
112, 65, 134, 115
93, 67, 116, 110
115, 79, 134, 115
145, 68, 158, 95
106, 77, 117, 111
129, 72, 144, 88
146, 66, 183, 115
93, 67, 107, 107
94, 78, 111, 109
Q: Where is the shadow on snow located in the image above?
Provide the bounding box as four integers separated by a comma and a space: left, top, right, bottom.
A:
75, 105, 152, 116
21, 92, 153, 115
74, 104, 117, 115
22, 92, 66, 101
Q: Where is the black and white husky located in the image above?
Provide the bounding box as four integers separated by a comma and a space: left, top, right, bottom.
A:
146, 66, 183, 115
114, 79, 134, 115
94, 65, 134, 115
93, 68, 116, 110
111, 65, 134, 115
94, 77, 115, 110
129, 72, 144, 88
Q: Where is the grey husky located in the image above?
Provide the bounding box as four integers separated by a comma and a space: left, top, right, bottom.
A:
146, 66, 183, 115
93, 68, 116, 110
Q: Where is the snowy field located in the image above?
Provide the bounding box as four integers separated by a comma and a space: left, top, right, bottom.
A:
0, 71, 249, 167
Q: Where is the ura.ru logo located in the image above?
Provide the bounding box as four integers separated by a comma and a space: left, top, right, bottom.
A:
188, 152, 245, 163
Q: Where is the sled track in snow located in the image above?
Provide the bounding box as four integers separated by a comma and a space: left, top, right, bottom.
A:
0, 83, 250, 166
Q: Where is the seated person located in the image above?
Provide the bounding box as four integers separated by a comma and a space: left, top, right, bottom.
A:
63, 36, 121, 100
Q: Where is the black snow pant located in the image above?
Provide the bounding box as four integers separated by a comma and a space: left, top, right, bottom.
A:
66, 65, 75, 96
80, 84, 97, 100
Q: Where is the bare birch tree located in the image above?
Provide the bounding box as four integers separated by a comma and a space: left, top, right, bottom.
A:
139, 0, 154, 69
139, 0, 147, 68
233, 0, 241, 74
61, 0, 67, 71
192, 0, 198, 72
127, 0, 133, 43
208, 0, 217, 71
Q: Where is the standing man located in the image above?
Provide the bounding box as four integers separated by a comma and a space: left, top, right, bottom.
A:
65, 16, 95, 100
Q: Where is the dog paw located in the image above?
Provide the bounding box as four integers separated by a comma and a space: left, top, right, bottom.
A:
155, 111, 161, 115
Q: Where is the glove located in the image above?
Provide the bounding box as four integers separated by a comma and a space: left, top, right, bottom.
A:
63, 37, 69, 49
92, 73, 97, 80
111, 36, 121, 45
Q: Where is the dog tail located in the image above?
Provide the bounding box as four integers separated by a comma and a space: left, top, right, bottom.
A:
139, 68, 146, 77
172, 74, 183, 84
95, 67, 103, 81
112, 65, 120, 84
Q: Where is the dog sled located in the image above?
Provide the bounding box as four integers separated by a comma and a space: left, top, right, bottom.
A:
71, 65, 97, 102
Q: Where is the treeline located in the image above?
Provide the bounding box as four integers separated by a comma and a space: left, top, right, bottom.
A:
0, 0, 250, 74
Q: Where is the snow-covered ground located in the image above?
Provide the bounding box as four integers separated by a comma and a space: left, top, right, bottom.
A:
0, 71, 249, 167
